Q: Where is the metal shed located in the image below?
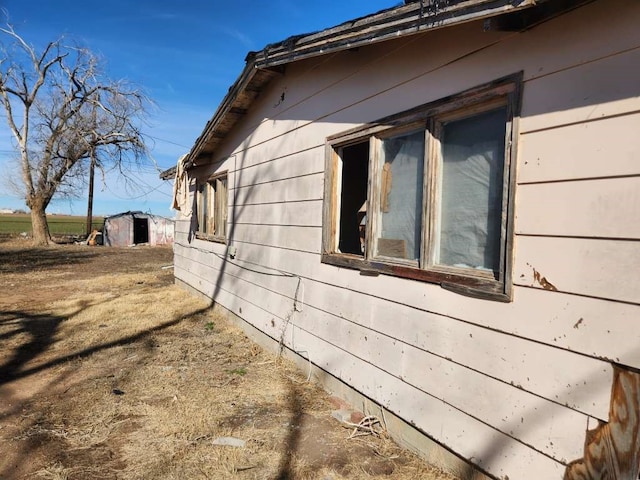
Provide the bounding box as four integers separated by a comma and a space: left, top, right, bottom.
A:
103, 211, 174, 247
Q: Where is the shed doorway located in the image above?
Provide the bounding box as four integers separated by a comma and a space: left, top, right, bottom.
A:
133, 218, 149, 244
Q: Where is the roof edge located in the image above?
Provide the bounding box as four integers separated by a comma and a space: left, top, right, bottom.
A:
253, 0, 540, 68
188, 62, 259, 166
186, 0, 546, 165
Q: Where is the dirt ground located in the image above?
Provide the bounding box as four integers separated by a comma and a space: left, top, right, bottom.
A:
0, 237, 457, 480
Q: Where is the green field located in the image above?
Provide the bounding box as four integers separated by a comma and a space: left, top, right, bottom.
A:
0, 213, 104, 236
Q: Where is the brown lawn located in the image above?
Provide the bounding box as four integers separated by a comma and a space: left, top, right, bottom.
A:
0, 237, 456, 480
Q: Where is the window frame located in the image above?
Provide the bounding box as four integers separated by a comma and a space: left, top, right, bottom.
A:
321, 74, 522, 301
196, 171, 228, 243
369, 123, 427, 268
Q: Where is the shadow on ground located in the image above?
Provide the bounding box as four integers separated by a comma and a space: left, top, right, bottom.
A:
0, 247, 98, 274
0, 305, 212, 388
0, 310, 66, 385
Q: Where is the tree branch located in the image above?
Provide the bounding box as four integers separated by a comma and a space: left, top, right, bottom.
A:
0, 21, 152, 245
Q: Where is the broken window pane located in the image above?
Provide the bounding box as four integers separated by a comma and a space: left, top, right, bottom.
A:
338, 142, 369, 255
375, 130, 424, 261
197, 174, 228, 240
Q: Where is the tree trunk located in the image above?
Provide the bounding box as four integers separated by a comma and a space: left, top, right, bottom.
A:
30, 203, 51, 246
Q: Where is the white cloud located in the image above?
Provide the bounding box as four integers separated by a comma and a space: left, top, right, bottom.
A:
219, 26, 254, 51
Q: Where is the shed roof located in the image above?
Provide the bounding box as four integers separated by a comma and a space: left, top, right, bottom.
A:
105, 211, 173, 221
163, 0, 589, 176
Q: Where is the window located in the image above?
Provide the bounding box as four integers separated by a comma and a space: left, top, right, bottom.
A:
322, 75, 521, 301
196, 172, 228, 242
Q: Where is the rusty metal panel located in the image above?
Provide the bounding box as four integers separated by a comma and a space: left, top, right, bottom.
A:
103, 214, 133, 246
103, 212, 174, 247
147, 215, 175, 246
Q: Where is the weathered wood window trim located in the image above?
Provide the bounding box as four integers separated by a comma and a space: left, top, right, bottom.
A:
321, 74, 522, 302
195, 171, 228, 244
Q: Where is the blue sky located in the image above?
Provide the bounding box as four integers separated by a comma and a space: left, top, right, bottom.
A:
0, 0, 396, 217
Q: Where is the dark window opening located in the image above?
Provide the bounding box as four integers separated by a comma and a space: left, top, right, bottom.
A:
133, 218, 149, 244
338, 141, 369, 255
196, 172, 228, 243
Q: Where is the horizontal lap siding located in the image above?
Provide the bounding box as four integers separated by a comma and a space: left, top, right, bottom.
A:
230, 173, 323, 206
174, 218, 191, 244
519, 47, 640, 133
230, 200, 322, 227
229, 146, 324, 189
515, 237, 640, 304
173, 1, 640, 478
173, 254, 576, 474
178, 243, 612, 419
518, 112, 640, 183
516, 177, 640, 240
176, 237, 638, 366
176, 260, 565, 478
292, 322, 566, 479
230, 224, 321, 253
174, 217, 190, 234
174, 247, 596, 464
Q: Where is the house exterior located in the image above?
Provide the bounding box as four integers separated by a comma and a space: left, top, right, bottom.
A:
103, 211, 174, 247
168, 0, 640, 478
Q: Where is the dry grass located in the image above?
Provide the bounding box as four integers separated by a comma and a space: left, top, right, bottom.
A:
0, 242, 457, 480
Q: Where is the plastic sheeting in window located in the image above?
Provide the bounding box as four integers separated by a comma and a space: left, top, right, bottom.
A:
436, 107, 506, 275
375, 130, 425, 261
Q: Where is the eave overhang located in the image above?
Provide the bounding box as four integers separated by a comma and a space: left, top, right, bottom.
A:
184, 0, 550, 169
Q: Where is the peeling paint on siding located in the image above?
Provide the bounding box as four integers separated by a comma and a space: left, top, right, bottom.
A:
564, 366, 640, 480
532, 268, 558, 291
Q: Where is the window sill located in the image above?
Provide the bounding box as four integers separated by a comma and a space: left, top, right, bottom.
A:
321, 253, 511, 302
195, 232, 227, 244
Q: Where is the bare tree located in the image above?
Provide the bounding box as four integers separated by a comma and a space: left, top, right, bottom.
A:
0, 22, 150, 245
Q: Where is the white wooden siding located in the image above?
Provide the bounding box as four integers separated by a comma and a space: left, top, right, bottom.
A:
520, 47, 640, 134
230, 224, 321, 253
230, 200, 323, 227
175, 252, 597, 464
175, 244, 611, 417
516, 177, 640, 239
230, 172, 323, 206
179, 259, 568, 478
173, 260, 574, 476
518, 112, 640, 184
174, 1, 640, 478
228, 146, 324, 189
515, 236, 640, 304
176, 238, 638, 364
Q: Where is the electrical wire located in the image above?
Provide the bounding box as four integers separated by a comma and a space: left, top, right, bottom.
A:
104, 181, 171, 200
144, 134, 192, 149
204, 26, 525, 175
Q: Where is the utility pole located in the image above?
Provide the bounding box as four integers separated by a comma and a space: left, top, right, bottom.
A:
86, 105, 98, 239
86, 150, 95, 237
